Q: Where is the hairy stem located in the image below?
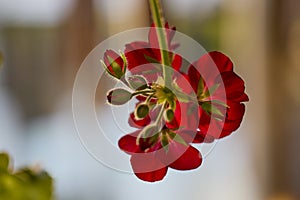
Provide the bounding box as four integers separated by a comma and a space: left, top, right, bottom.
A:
148, 0, 171, 87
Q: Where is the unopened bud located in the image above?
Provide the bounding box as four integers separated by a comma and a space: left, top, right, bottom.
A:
164, 109, 175, 122
107, 88, 131, 105
103, 50, 126, 79
135, 104, 149, 119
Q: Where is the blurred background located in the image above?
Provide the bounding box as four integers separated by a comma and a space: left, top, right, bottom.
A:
0, 0, 300, 199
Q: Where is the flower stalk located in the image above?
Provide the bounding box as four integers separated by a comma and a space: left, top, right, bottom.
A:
148, 0, 171, 87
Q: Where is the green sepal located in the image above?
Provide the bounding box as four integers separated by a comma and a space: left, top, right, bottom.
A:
169, 131, 188, 146
107, 55, 124, 79
142, 125, 159, 139
172, 81, 190, 103
161, 133, 169, 153
201, 101, 225, 118
204, 83, 220, 97
197, 76, 204, 97
210, 100, 229, 108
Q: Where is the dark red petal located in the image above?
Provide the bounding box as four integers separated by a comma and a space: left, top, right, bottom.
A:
198, 107, 225, 139
118, 131, 140, 154
169, 145, 202, 170
124, 46, 150, 70
130, 153, 167, 182
221, 103, 245, 134
172, 54, 182, 72
193, 131, 215, 143
208, 51, 233, 72
214, 71, 248, 102
188, 51, 234, 89
128, 112, 151, 128
226, 102, 246, 121
176, 129, 213, 144
187, 64, 201, 92
198, 102, 246, 139
133, 167, 168, 182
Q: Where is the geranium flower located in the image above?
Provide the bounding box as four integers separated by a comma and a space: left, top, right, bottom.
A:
186, 51, 249, 140
118, 128, 202, 182
102, 4, 248, 181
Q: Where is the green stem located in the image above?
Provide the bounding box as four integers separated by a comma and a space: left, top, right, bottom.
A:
148, 0, 171, 87
131, 89, 155, 98
154, 103, 166, 125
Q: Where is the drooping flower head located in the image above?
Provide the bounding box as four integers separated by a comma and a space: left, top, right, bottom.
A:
103, 20, 248, 182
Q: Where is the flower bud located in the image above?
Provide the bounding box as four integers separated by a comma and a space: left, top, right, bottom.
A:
135, 104, 149, 119
164, 109, 174, 122
103, 50, 126, 79
128, 75, 148, 90
107, 88, 131, 105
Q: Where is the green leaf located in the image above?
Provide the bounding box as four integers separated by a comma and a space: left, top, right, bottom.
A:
0, 152, 53, 200
0, 52, 3, 69
0, 153, 9, 172
127, 75, 148, 90
107, 88, 132, 105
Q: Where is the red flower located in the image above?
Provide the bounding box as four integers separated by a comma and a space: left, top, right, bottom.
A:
186, 51, 249, 140
103, 20, 248, 182
118, 129, 202, 182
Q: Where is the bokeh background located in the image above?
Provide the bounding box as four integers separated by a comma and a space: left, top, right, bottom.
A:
0, 0, 300, 199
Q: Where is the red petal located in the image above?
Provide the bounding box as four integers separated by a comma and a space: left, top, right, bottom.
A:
128, 113, 151, 128
133, 167, 168, 182
130, 153, 167, 182
214, 71, 248, 102
172, 54, 182, 72
188, 51, 234, 89
208, 51, 233, 73
169, 145, 202, 170
187, 64, 201, 92
176, 129, 214, 144
118, 131, 140, 154
198, 102, 246, 139
226, 102, 246, 121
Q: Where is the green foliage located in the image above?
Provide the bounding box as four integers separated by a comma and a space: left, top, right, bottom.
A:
0, 51, 3, 69
0, 152, 54, 200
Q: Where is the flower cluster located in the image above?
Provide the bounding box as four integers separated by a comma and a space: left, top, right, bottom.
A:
102, 23, 248, 182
